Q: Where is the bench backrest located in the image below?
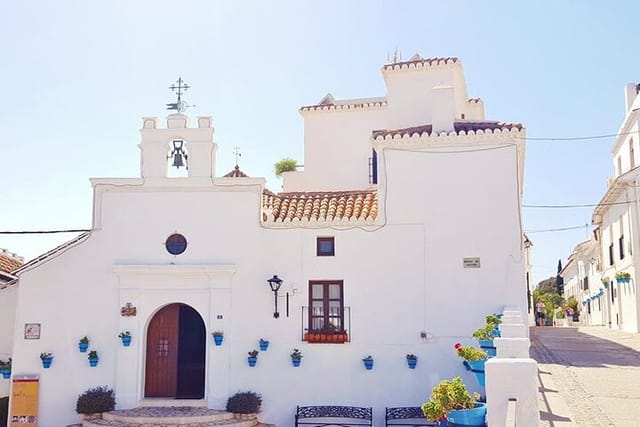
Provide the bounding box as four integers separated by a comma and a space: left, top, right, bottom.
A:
296, 406, 373, 426
385, 407, 435, 426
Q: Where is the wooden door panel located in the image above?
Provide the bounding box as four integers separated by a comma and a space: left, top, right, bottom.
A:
145, 304, 180, 397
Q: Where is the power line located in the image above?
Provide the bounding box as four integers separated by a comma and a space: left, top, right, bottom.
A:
524, 224, 589, 234
519, 130, 637, 142
0, 229, 91, 235
524, 200, 633, 209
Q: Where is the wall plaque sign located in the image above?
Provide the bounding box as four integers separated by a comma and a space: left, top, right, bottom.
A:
24, 324, 40, 340
120, 303, 137, 317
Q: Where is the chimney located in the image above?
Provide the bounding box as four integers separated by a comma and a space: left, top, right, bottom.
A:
431, 85, 455, 134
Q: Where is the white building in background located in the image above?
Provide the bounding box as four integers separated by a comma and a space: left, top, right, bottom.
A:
590, 83, 640, 333
0, 56, 529, 427
560, 240, 605, 326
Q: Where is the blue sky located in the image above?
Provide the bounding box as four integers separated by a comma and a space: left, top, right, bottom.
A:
2, 1, 639, 286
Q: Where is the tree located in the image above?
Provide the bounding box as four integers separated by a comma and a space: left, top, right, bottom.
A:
536, 277, 556, 294
533, 276, 565, 322
556, 259, 565, 295
274, 158, 298, 177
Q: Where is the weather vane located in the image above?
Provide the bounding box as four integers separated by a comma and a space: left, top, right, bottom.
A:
166, 77, 194, 113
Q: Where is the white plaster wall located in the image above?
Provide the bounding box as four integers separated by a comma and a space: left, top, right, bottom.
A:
383, 65, 467, 130
380, 144, 527, 322
0, 285, 17, 397
299, 108, 386, 192
10, 174, 513, 426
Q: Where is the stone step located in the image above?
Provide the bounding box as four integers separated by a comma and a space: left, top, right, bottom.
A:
82, 407, 258, 427
84, 418, 257, 427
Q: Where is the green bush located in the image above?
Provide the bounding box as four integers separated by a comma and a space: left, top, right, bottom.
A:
75, 386, 115, 415
226, 391, 262, 414
0, 396, 8, 427
274, 158, 297, 177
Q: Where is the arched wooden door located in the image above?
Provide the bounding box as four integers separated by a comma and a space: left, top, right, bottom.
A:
145, 303, 205, 398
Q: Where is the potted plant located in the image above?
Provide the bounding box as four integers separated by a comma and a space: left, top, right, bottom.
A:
40, 352, 53, 369
247, 350, 259, 367
421, 376, 486, 426
0, 358, 11, 379
259, 338, 269, 351
601, 276, 611, 287
616, 272, 631, 283
362, 355, 374, 370
226, 391, 262, 420
212, 331, 224, 346
75, 385, 115, 420
78, 336, 90, 353
290, 348, 303, 367
88, 350, 99, 367
454, 343, 488, 386
406, 354, 418, 369
118, 331, 132, 347
472, 325, 497, 357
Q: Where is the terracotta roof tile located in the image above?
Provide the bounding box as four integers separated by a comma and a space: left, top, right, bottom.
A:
223, 165, 249, 178
0, 249, 23, 273
371, 121, 523, 139
262, 190, 378, 223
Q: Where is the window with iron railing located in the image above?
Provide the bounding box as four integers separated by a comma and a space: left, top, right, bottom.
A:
368, 149, 378, 184
302, 280, 350, 343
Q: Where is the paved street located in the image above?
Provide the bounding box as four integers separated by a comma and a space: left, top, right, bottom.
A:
531, 326, 640, 427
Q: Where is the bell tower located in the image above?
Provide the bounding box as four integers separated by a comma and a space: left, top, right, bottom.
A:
138, 78, 217, 179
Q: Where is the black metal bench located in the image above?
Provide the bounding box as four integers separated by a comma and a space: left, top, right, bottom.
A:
295, 405, 373, 427
385, 407, 436, 427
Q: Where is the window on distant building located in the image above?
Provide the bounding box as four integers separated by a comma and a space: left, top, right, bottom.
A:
618, 156, 622, 175
317, 237, 335, 256
609, 243, 614, 266
309, 280, 344, 333
619, 235, 625, 260
630, 139, 635, 169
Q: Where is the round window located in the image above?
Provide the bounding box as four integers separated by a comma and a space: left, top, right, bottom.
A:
165, 233, 187, 255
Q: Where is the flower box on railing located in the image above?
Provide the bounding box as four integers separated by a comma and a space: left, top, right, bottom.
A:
303, 331, 349, 343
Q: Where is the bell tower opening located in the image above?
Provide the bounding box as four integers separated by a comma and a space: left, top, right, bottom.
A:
167, 139, 189, 177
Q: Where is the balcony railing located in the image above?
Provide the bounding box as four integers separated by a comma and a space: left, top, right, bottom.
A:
301, 306, 351, 343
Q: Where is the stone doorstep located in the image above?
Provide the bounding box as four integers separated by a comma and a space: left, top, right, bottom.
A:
83, 417, 259, 427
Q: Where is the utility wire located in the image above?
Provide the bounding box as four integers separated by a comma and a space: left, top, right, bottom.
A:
524, 224, 589, 234
518, 130, 638, 142
524, 200, 633, 209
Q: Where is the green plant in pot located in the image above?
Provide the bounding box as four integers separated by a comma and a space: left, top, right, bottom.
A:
75, 385, 116, 420
0, 357, 11, 379
226, 391, 262, 419
40, 352, 53, 368
422, 377, 485, 426
88, 350, 99, 367
455, 343, 489, 387
79, 336, 90, 352
291, 348, 303, 367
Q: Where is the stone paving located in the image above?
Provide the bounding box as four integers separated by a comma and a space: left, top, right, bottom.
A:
531, 325, 640, 427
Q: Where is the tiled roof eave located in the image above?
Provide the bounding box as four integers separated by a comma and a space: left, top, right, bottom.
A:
262, 218, 379, 229
381, 57, 459, 72
371, 128, 526, 147
300, 101, 387, 113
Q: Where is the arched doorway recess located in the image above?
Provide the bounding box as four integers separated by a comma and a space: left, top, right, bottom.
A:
145, 303, 206, 399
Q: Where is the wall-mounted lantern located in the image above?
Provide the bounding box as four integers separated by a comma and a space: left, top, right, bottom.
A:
267, 275, 283, 318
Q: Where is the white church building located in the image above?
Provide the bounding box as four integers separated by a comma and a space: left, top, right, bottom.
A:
1, 56, 528, 426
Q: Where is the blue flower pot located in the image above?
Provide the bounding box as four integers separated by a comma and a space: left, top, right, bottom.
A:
1, 370, 10, 379
89, 358, 99, 367
447, 402, 487, 426
79, 342, 89, 353
468, 359, 486, 387
478, 339, 496, 357
407, 358, 417, 369
437, 420, 448, 427
41, 357, 53, 369
213, 335, 223, 346
248, 356, 257, 367
259, 340, 269, 351
292, 358, 301, 367
121, 336, 132, 347
363, 359, 374, 370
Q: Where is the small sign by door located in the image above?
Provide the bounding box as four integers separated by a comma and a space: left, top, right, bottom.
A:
10, 375, 39, 427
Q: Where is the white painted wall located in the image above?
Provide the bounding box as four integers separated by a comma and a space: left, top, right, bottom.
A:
0, 285, 17, 397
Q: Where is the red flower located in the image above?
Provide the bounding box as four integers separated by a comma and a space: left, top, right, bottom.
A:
454, 343, 462, 349
456, 347, 463, 353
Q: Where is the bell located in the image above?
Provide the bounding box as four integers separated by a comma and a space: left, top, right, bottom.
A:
172, 153, 184, 168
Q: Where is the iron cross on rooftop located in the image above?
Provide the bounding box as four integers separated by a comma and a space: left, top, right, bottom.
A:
167, 77, 190, 112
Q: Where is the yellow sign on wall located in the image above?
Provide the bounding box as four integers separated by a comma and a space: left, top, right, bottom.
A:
10, 376, 39, 427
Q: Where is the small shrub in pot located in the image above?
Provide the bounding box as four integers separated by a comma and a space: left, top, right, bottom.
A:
75, 385, 116, 415
226, 391, 262, 414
